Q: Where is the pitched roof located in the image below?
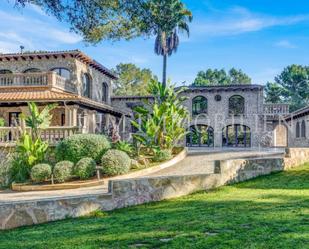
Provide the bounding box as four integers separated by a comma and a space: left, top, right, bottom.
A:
0, 88, 78, 102
0, 88, 128, 116
0, 50, 117, 79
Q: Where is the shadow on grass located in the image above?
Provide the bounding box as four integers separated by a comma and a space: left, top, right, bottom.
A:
235, 168, 309, 190
0, 193, 308, 248
0, 165, 308, 249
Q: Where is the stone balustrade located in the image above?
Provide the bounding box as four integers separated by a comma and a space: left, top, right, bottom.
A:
0, 126, 79, 144
263, 103, 290, 115
0, 72, 77, 93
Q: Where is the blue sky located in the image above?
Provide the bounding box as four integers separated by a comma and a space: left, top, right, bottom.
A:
1, 0, 309, 85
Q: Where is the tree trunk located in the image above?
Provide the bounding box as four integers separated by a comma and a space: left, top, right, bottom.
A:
162, 54, 167, 87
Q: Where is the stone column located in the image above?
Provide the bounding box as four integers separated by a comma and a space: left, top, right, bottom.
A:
19, 106, 28, 129
214, 130, 222, 147
64, 105, 79, 127
88, 110, 97, 134
82, 111, 88, 134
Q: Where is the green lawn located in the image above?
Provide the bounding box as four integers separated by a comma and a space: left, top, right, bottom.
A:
0, 164, 308, 249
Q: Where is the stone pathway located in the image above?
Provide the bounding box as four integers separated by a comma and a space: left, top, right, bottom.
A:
148, 149, 285, 177
0, 149, 285, 204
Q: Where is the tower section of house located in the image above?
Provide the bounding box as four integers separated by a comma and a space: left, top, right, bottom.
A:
0, 50, 127, 141
180, 84, 289, 148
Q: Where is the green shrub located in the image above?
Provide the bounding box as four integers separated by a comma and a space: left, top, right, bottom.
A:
101, 149, 131, 176
56, 134, 111, 164
53, 161, 74, 183
30, 163, 52, 183
9, 153, 30, 183
0, 152, 13, 187
153, 149, 172, 162
74, 157, 96, 180
113, 141, 134, 156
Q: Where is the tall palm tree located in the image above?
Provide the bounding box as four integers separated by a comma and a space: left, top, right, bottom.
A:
148, 0, 192, 87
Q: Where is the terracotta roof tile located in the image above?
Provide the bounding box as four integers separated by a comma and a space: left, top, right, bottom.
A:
0, 89, 78, 102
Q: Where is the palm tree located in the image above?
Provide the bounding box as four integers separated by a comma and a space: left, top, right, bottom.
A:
149, 0, 192, 87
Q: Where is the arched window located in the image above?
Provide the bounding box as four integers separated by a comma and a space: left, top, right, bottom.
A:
102, 82, 108, 102
23, 68, 41, 73
192, 96, 208, 115
51, 68, 71, 80
0, 70, 12, 74
229, 95, 245, 115
296, 122, 300, 138
82, 73, 91, 98
222, 124, 251, 147
186, 125, 214, 147
301, 120, 306, 138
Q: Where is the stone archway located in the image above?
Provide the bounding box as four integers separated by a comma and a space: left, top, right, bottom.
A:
222, 124, 251, 147
274, 124, 288, 147
186, 124, 214, 147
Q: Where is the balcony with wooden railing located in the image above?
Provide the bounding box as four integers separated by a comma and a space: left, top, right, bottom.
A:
0, 126, 79, 145
0, 72, 77, 93
263, 103, 290, 115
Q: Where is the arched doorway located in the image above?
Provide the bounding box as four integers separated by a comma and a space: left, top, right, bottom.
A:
222, 125, 251, 147
274, 124, 288, 147
186, 125, 214, 147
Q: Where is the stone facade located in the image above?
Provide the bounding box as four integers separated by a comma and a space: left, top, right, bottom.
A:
285, 107, 309, 147
0, 50, 125, 135
0, 53, 113, 104
180, 85, 266, 147
113, 85, 285, 148
1, 147, 308, 230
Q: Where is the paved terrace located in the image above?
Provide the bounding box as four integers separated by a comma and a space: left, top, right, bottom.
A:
0, 149, 285, 204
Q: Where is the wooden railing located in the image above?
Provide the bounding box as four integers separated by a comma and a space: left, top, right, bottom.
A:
263, 104, 290, 115
0, 72, 77, 93
0, 126, 79, 144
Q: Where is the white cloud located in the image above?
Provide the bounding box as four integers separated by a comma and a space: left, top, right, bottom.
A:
0, 6, 82, 53
193, 7, 309, 37
275, 40, 297, 49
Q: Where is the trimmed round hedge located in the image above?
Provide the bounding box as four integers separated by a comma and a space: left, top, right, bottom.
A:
53, 161, 74, 183
101, 149, 131, 176
31, 164, 52, 183
74, 157, 96, 180
56, 134, 111, 164
153, 149, 172, 162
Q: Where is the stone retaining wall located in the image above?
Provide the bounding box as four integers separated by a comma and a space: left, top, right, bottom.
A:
1, 148, 309, 230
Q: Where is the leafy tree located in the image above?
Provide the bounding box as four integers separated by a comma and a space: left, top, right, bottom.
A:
113, 63, 158, 96
150, 0, 192, 86
14, 0, 137, 42
193, 68, 251, 86
15, 0, 192, 87
265, 65, 309, 111
229, 68, 251, 85
264, 82, 286, 103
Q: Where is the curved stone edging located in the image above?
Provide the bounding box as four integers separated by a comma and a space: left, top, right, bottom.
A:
1, 147, 309, 230
11, 179, 105, 192
110, 148, 188, 180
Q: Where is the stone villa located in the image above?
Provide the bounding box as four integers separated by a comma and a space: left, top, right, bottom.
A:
0, 49, 307, 148
0, 50, 128, 142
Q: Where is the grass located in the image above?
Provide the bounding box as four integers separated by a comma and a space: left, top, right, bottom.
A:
0, 164, 308, 249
